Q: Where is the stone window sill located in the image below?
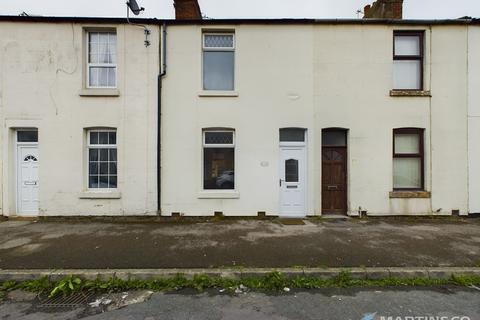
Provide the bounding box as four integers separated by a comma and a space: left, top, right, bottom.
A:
198, 91, 239, 97
79, 191, 122, 199
389, 191, 431, 199
197, 191, 240, 199
390, 90, 431, 97
79, 89, 120, 97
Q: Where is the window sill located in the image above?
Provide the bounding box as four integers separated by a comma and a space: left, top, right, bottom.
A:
197, 191, 240, 199
79, 191, 122, 199
79, 89, 120, 97
198, 91, 239, 97
389, 191, 431, 199
390, 90, 431, 97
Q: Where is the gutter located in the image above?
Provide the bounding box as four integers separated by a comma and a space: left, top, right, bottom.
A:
0, 15, 477, 25
157, 23, 167, 214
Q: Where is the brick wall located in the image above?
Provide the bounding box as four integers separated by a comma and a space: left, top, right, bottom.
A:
364, 0, 403, 19
174, 0, 202, 20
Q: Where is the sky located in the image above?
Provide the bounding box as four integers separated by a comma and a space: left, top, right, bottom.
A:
2, 0, 480, 20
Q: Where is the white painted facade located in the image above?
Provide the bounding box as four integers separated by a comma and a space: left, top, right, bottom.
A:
468, 25, 480, 213
0, 21, 160, 216
161, 23, 470, 217
0, 18, 476, 217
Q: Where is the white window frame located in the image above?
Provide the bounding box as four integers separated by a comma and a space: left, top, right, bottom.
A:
202, 130, 236, 191
87, 129, 118, 191
202, 33, 235, 91
86, 31, 117, 89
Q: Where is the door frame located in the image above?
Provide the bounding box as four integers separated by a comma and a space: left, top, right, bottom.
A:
321, 128, 348, 215
279, 133, 307, 217
15, 130, 39, 216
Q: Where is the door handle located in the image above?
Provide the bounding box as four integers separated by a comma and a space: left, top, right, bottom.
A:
279, 179, 285, 186
24, 181, 37, 186
327, 185, 338, 190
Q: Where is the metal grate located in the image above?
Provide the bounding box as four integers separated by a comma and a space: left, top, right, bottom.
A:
37, 292, 96, 310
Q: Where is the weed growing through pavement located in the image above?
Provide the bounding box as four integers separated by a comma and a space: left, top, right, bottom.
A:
1, 271, 480, 298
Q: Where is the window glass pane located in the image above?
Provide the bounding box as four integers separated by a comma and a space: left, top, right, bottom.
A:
99, 175, 109, 188
204, 148, 234, 190
109, 132, 116, 145
99, 132, 109, 144
89, 67, 115, 87
100, 149, 109, 161
203, 51, 234, 91
109, 175, 117, 188
322, 131, 346, 146
109, 162, 117, 175
285, 159, 299, 182
17, 131, 38, 142
395, 134, 419, 154
393, 158, 421, 189
280, 129, 305, 142
395, 35, 420, 56
89, 175, 99, 188
393, 60, 421, 90
89, 162, 98, 175
204, 34, 234, 48
90, 132, 99, 144
205, 131, 233, 145
99, 162, 109, 175
109, 149, 117, 161
89, 149, 99, 161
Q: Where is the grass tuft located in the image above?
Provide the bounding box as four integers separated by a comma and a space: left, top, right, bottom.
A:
1, 271, 480, 298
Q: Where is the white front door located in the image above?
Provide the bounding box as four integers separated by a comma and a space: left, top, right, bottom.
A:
279, 147, 306, 217
17, 145, 39, 216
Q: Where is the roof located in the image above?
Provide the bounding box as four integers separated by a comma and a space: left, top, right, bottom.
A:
0, 15, 478, 26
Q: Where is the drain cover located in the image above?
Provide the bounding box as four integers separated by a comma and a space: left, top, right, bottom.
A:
37, 292, 95, 310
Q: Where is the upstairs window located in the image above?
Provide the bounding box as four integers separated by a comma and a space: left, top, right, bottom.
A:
203, 130, 235, 190
87, 31, 117, 88
393, 31, 424, 90
88, 130, 117, 189
393, 128, 424, 190
202, 33, 235, 91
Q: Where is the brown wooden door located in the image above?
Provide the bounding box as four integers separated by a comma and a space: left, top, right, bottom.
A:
322, 147, 347, 214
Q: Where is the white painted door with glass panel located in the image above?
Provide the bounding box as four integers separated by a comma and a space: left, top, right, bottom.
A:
17, 145, 39, 216
279, 147, 306, 217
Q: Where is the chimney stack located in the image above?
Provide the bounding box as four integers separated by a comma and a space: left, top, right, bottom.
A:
174, 0, 202, 20
363, 0, 403, 19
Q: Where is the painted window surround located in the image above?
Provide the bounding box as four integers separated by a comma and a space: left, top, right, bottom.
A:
79, 26, 120, 97
199, 29, 238, 97
391, 29, 431, 97
79, 128, 121, 199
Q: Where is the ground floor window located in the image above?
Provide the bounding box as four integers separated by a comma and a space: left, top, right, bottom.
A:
88, 129, 117, 189
203, 130, 235, 190
393, 128, 424, 190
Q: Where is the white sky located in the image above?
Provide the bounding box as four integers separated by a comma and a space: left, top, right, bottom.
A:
2, 0, 480, 19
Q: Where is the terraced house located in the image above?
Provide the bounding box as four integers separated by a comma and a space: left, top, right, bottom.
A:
0, 0, 478, 218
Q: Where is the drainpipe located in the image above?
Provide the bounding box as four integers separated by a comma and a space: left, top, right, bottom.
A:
157, 22, 167, 214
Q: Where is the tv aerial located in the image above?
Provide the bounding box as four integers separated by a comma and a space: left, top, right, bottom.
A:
126, 0, 151, 47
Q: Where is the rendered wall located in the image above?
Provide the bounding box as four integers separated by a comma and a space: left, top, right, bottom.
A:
0, 22, 160, 216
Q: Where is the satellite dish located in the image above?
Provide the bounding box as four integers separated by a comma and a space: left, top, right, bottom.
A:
127, 0, 144, 15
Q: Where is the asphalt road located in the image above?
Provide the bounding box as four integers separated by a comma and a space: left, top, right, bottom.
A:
1, 287, 479, 320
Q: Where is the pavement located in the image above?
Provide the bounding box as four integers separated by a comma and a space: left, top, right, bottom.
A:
1, 286, 480, 320
0, 217, 479, 270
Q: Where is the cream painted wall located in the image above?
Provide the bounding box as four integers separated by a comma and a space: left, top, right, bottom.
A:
0, 22, 160, 216
162, 23, 470, 216
468, 26, 480, 213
